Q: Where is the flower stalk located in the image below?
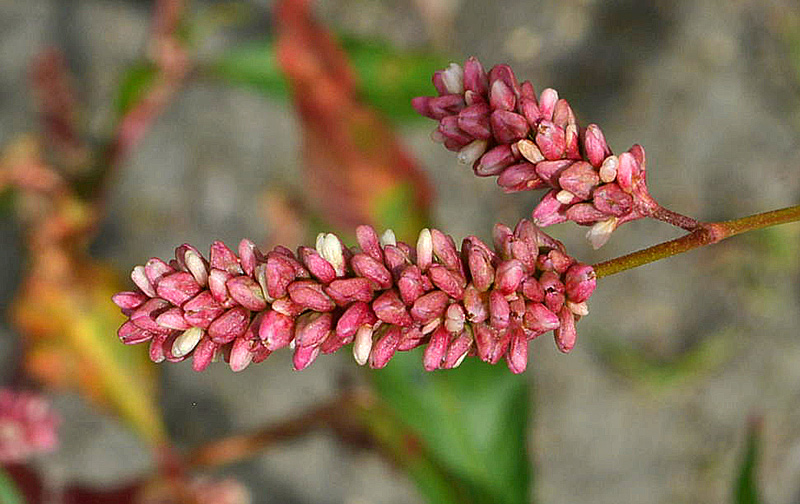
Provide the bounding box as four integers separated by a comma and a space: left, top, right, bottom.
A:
593, 204, 800, 278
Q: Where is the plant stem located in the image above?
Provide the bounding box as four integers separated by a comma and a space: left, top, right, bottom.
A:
593, 204, 800, 278
651, 206, 701, 231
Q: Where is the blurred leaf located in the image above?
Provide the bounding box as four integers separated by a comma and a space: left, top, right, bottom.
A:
13, 260, 167, 447
114, 63, 158, 118
0, 467, 26, 504
734, 418, 763, 504
211, 36, 445, 121
373, 350, 531, 504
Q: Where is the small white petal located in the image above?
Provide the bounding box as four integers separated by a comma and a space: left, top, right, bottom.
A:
416, 228, 433, 269
566, 300, 589, 316
315, 232, 326, 253
599, 155, 619, 183
586, 217, 618, 249
185, 250, 209, 287
320, 233, 346, 276
353, 325, 373, 366
457, 139, 488, 165
442, 63, 464, 94
131, 265, 156, 297
380, 229, 396, 247
517, 139, 544, 163
421, 318, 441, 335
172, 327, 204, 358
556, 190, 576, 205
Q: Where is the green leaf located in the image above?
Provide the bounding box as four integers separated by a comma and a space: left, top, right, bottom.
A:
114, 63, 158, 118
0, 467, 26, 504
734, 418, 763, 504
210, 36, 446, 121
372, 349, 531, 504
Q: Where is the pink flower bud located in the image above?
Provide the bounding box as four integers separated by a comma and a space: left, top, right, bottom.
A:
489, 290, 510, 330
229, 335, 255, 372
558, 161, 599, 200
183, 291, 225, 329
564, 264, 596, 303
397, 265, 426, 305
210, 241, 243, 275
411, 96, 435, 118
372, 289, 413, 327
490, 110, 529, 144
521, 277, 544, 302
369, 326, 401, 369
112, 291, 148, 311
497, 162, 546, 193
237, 239, 258, 277
593, 183, 634, 217
118, 320, 155, 344
532, 190, 569, 227
145, 257, 175, 285
292, 344, 320, 371
506, 329, 529, 374
538, 88, 558, 120
462, 285, 488, 323
0, 389, 60, 463
208, 268, 233, 305
533, 159, 573, 186
191, 336, 218, 371
397, 327, 425, 351
324, 277, 374, 306
423, 326, 449, 371
259, 310, 295, 351
583, 124, 610, 168
334, 302, 376, 343
489, 78, 516, 111
474, 144, 516, 177
294, 312, 333, 348
410, 290, 449, 324
428, 264, 466, 300
535, 120, 566, 160
351, 253, 393, 290
552, 99, 575, 128
226, 275, 267, 311
616, 152, 636, 192
442, 330, 472, 369
428, 94, 466, 119
208, 307, 249, 344
554, 306, 577, 353
131, 265, 156, 297
148, 333, 168, 363
437, 115, 473, 147
155, 307, 192, 331
519, 96, 542, 125
131, 298, 170, 332
494, 259, 525, 294
463, 56, 488, 95
265, 254, 297, 299
430, 229, 461, 272
466, 245, 495, 292
565, 203, 608, 224
286, 280, 333, 312
523, 302, 560, 334
298, 246, 336, 284
457, 103, 492, 140
565, 123, 581, 160
356, 225, 384, 262
383, 245, 410, 279
473, 323, 509, 364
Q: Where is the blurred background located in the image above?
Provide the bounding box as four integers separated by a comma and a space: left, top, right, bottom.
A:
1, 0, 800, 503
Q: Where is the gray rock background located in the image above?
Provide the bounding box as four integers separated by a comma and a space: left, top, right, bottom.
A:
1, 0, 800, 503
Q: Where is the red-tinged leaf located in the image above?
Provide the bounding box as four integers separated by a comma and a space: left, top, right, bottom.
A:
274, 0, 432, 242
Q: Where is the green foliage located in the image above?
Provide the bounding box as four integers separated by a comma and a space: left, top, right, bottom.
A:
734, 419, 763, 504
0, 468, 25, 504
373, 349, 531, 504
114, 63, 157, 118
210, 36, 446, 121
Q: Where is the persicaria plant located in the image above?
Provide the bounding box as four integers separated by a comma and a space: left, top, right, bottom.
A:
112, 57, 800, 375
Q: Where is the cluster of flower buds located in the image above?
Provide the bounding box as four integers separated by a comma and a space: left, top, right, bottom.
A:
0, 389, 59, 463
112, 220, 596, 374
412, 57, 658, 248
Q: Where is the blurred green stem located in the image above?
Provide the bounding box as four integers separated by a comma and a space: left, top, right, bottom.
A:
594, 203, 800, 278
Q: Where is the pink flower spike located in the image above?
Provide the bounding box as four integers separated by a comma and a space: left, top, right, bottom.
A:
0, 389, 60, 463
564, 264, 596, 303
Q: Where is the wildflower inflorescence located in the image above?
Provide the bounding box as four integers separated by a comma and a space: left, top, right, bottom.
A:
113, 220, 596, 374
0, 388, 60, 463
412, 57, 658, 248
